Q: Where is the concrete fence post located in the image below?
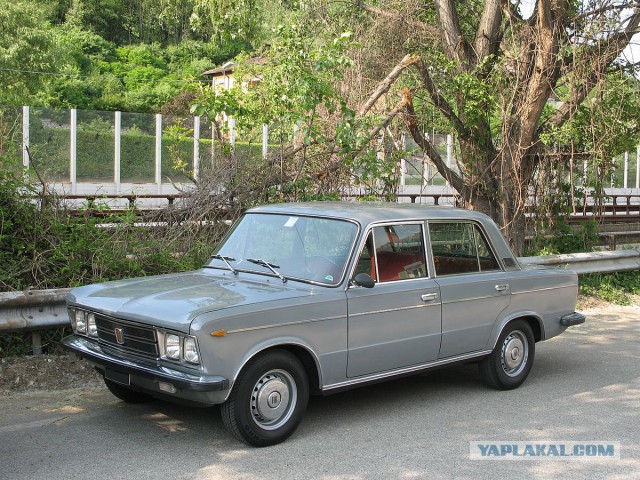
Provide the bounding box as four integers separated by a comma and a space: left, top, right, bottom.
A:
229, 118, 236, 149
611, 157, 616, 188
114, 111, 121, 194
423, 133, 430, 188
193, 116, 200, 181
70, 109, 77, 194
636, 146, 639, 189
155, 113, 162, 193
22, 106, 29, 170
400, 132, 406, 190
446, 134, 453, 187
262, 124, 269, 159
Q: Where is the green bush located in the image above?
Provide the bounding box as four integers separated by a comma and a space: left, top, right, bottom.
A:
0, 328, 70, 357
528, 218, 599, 255
0, 166, 215, 292
579, 271, 640, 305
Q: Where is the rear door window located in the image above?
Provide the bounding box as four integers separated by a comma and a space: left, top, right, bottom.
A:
429, 222, 501, 276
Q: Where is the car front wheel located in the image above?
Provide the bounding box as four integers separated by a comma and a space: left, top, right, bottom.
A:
221, 349, 309, 447
480, 320, 535, 390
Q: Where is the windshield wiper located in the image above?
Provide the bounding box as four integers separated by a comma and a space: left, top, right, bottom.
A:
246, 258, 287, 283
210, 254, 238, 275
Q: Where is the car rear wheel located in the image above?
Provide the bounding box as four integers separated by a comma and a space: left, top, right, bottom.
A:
103, 378, 153, 403
480, 320, 535, 390
221, 349, 309, 447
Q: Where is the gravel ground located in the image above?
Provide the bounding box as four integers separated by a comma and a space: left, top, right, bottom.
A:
0, 354, 103, 395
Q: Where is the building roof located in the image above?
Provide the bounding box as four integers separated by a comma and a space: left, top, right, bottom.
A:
202, 57, 267, 77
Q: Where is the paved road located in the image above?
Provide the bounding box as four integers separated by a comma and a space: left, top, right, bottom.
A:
1, 305, 639, 480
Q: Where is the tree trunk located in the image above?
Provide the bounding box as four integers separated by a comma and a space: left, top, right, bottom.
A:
463, 187, 528, 256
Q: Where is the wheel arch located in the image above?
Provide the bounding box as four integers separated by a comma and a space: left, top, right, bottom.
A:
230, 340, 323, 398
489, 312, 544, 350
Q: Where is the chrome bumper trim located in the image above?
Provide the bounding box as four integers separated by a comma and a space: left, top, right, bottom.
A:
61, 335, 228, 392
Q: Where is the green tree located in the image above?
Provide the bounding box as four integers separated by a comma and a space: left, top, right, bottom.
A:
191, 0, 262, 47
66, 0, 133, 44
0, 0, 60, 105
36, 25, 116, 109
310, 0, 640, 254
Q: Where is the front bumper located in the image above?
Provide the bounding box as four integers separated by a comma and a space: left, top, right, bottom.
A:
560, 312, 586, 327
62, 335, 229, 403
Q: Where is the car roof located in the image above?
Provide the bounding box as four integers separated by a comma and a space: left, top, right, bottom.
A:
248, 201, 492, 226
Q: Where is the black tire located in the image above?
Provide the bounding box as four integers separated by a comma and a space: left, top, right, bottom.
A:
480, 320, 535, 390
221, 349, 309, 447
104, 378, 153, 403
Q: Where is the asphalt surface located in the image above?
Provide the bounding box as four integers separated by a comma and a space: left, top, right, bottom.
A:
1, 305, 639, 480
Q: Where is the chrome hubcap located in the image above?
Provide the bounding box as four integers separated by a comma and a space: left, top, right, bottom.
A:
250, 369, 297, 430
500, 330, 528, 377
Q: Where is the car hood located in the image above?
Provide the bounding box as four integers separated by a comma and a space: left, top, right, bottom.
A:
67, 270, 315, 332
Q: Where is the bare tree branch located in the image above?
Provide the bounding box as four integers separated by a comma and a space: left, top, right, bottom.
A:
571, 2, 639, 24
358, 53, 420, 116
543, 6, 640, 131
402, 88, 465, 192
313, 96, 410, 180
414, 59, 471, 140
362, 97, 409, 147
515, 0, 567, 149
280, 52, 421, 166
351, 1, 438, 35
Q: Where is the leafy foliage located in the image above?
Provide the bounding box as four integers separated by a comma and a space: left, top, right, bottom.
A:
527, 219, 599, 256
0, 1, 60, 105
0, 328, 71, 357
0, 161, 213, 292
580, 271, 640, 305
0, 0, 277, 112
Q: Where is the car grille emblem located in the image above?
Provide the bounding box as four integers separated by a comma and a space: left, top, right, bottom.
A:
114, 327, 125, 345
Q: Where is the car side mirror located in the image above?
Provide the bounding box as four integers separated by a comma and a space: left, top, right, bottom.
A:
352, 272, 375, 288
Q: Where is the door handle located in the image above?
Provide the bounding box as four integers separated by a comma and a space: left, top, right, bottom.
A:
421, 293, 439, 302
495, 284, 509, 292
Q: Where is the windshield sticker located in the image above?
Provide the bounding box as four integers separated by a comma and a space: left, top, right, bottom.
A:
283, 217, 299, 228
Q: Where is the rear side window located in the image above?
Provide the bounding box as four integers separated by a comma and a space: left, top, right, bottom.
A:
355, 224, 427, 283
429, 222, 501, 276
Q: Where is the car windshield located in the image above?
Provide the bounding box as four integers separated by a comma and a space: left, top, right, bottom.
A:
208, 213, 358, 286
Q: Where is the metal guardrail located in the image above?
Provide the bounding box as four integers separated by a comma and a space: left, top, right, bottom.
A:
0, 288, 71, 330
0, 288, 71, 354
517, 249, 640, 274
1, 250, 638, 352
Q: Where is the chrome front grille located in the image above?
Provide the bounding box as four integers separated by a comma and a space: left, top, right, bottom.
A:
95, 314, 158, 359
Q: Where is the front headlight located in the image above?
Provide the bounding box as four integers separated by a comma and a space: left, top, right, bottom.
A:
75, 310, 87, 334
87, 313, 98, 337
165, 334, 181, 360
158, 331, 201, 365
183, 337, 200, 364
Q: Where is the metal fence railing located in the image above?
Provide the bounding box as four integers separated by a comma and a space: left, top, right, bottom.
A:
9, 106, 640, 197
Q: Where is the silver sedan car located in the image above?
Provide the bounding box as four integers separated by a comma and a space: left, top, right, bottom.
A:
63, 202, 585, 446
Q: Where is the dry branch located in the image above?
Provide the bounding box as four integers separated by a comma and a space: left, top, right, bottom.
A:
358, 54, 419, 116
402, 88, 464, 193
352, 1, 438, 35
